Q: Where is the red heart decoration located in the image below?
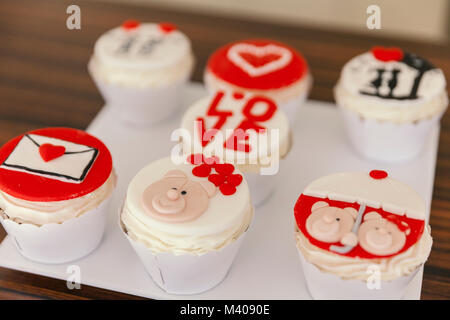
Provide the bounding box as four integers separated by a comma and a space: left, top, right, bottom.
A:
208, 174, 226, 187
122, 19, 140, 31
371, 46, 404, 62
187, 154, 204, 165
204, 156, 220, 165
226, 174, 243, 186
159, 22, 177, 34
39, 143, 66, 162
240, 52, 281, 68
219, 183, 237, 196
192, 164, 211, 177
214, 163, 234, 175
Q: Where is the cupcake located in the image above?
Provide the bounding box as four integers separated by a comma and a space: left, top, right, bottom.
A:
294, 170, 432, 299
180, 90, 291, 206
204, 39, 311, 125
0, 127, 116, 263
88, 20, 194, 125
120, 155, 252, 294
334, 46, 448, 162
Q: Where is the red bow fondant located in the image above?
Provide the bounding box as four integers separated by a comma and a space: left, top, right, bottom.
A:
159, 22, 177, 34
371, 46, 404, 62
122, 19, 140, 31
39, 143, 66, 162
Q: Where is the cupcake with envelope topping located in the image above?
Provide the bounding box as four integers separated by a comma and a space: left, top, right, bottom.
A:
294, 170, 432, 299
334, 46, 448, 162
204, 39, 311, 125
120, 155, 252, 294
88, 20, 194, 125
0, 127, 116, 263
180, 90, 291, 207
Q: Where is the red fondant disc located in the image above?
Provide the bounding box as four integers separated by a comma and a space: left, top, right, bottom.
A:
207, 39, 309, 90
0, 127, 113, 202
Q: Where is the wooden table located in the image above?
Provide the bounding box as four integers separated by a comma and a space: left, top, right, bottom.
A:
0, 0, 448, 300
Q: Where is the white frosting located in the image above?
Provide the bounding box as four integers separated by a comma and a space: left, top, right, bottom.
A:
335, 52, 448, 122
295, 225, 432, 281
303, 172, 426, 220
180, 92, 290, 166
120, 157, 252, 255
90, 23, 194, 87
0, 171, 117, 226
1, 134, 97, 184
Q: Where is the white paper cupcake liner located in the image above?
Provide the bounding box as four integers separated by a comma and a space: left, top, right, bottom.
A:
89, 63, 188, 126
297, 248, 420, 300
244, 172, 277, 207
339, 106, 445, 163
0, 196, 112, 264
120, 219, 249, 295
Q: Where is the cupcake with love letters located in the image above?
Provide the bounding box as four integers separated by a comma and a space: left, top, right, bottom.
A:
89, 20, 194, 125
334, 46, 448, 162
120, 155, 252, 294
0, 127, 116, 263
294, 170, 432, 300
204, 39, 311, 125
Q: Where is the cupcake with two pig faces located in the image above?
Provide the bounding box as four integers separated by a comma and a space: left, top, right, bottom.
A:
294, 170, 432, 299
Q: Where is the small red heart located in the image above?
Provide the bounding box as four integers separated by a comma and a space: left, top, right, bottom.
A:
214, 163, 235, 175
159, 22, 177, 34
39, 143, 66, 162
226, 174, 243, 186
192, 164, 211, 177
122, 19, 140, 31
208, 174, 226, 186
371, 46, 404, 62
187, 154, 204, 165
220, 183, 237, 196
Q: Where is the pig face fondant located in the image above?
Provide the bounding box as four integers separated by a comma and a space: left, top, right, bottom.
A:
141, 170, 216, 223
358, 212, 408, 256
306, 201, 358, 244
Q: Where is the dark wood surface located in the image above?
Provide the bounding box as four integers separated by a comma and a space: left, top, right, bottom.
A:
0, 0, 448, 300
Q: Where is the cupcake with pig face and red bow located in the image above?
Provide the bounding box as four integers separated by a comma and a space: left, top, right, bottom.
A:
294, 170, 432, 300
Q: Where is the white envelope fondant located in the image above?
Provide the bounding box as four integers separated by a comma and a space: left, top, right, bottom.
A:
1, 134, 98, 183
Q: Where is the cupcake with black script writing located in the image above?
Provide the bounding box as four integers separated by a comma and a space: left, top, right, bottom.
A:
294, 170, 432, 299
334, 46, 448, 162
180, 90, 291, 207
0, 127, 116, 263
120, 155, 252, 294
204, 39, 311, 125
88, 20, 194, 125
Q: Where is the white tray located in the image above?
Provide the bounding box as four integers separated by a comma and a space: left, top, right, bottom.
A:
0, 83, 439, 299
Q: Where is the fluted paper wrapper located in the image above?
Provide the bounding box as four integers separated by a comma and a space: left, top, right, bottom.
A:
0, 196, 112, 264
121, 222, 248, 295
339, 106, 445, 163
297, 247, 420, 300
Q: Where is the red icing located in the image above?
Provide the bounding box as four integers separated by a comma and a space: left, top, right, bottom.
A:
188, 154, 242, 196
371, 46, 404, 62
369, 170, 388, 180
233, 92, 244, 100
158, 22, 177, 34
207, 39, 309, 90
39, 143, 66, 162
0, 128, 113, 202
122, 20, 140, 31
197, 91, 277, 153
294, 194, 425, 259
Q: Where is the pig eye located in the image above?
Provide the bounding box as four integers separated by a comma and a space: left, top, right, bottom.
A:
181, 190, 187, 195
375, 227, 379, 230
172, 187, 177, 190
335, 218, 340, 221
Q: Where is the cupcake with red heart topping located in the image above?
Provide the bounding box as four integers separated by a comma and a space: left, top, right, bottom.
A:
0, 127, 116, 263
334, 46, 448, 162
294, 170, 432, 299
180, 90, 291, 207
120, 155, 252, 294
204, 39, 311, 125
88, 20, 194, 125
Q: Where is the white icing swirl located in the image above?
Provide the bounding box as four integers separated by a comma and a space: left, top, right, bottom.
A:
295, 225, 432, 281
0, 171, 117, 226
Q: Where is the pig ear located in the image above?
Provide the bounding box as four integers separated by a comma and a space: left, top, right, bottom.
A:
311, 201, 328, 212
364, 211, 381, 221
344, 207, 358, 219
164, 170, 187, 179
199, 180, 216, 198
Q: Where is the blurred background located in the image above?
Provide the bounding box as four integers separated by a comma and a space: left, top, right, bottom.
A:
98, 0, 450, 43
